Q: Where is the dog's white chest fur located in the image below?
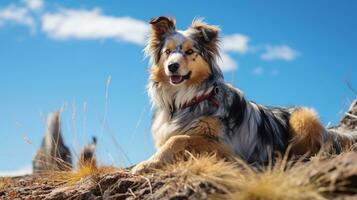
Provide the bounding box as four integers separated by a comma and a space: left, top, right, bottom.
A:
151, 110, 180, 148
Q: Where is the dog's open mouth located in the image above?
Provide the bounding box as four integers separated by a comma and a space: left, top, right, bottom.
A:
170, 71, 191, 85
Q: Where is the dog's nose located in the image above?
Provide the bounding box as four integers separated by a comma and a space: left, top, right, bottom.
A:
168, 63, 180, 73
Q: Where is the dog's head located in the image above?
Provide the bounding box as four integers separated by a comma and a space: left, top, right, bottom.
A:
146, 16, 222, 86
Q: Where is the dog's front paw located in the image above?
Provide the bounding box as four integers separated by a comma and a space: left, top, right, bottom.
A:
131, 159, 161, 174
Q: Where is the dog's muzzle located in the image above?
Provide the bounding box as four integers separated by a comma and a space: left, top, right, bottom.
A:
169, 71, 191, 85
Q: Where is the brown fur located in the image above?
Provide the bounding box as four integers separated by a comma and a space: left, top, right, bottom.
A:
160, 38, 211, 86
289, 108, 324, 155
150, 64, 168, 84
185, 53, 211, 85
180, 39, 211, 85
131, 135, 233, 173
148, 18, 217, 87
189, 19, 220, 59
185, 116, 223, 137
145, 16, 176, 63
131, 116, 232, 173
158, 135, 232, 161
154, 116, 224, 148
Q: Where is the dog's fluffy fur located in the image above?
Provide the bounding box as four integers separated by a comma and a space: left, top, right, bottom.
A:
132, 16, 356, 173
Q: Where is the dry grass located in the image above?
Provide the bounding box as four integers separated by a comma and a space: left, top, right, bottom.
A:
226, 162, 326, 200
0, 178, 12, 190
2, 152, 353, 199
155, 153, 329, 200
158, 153, 245, 190
49, 164, 119, 185
31, 148, 352, 199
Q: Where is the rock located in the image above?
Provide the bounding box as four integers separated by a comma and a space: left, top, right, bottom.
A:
1, 152, 357, 199
310, 152, 357, 196
340, 99, 357, 130
33, 111, 72, 174
78, 136, 97, 168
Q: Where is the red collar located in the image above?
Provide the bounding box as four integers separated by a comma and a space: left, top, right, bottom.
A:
180, 87, 220, 110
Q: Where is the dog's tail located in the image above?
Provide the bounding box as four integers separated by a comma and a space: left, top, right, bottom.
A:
288, 100, 357, 155
288, 108, 325, 155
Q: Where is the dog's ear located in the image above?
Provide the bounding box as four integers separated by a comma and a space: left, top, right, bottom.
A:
146, 16, 176, 63
190, 19, 220, 58
149, 16, 176, 37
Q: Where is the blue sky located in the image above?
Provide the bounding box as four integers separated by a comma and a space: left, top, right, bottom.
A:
0, 0, 356, 175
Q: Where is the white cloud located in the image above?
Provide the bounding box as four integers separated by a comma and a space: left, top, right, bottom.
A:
0, 165, 32, 177
23, 0, 44, 11
219, 34, 249, 71
0, 5, 35, 29
252, 66, 264, 75
41, 8, 150, 45
0, 1, 298, 71
218, 52, 238, 71
222, 34, 250, 54
260, 45, 299, 61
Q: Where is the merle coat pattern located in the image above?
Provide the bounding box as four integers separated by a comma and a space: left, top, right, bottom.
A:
132, 16, 356, 173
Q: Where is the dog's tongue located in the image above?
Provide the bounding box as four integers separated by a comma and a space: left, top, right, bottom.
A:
170, 75, 183, 84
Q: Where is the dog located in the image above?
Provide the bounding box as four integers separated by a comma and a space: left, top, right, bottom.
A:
131, 16, 356, 173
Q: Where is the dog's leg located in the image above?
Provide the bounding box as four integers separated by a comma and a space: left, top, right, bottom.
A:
131, 135, 232, 174
289, 108, 324, 155
131, 117, 233, 174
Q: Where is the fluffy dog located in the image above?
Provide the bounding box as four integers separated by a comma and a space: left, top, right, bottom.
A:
132, 16, 356, 173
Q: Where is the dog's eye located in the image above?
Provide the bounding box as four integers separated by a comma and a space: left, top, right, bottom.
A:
165, 49, 171, 55
185, 49, 194, 55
